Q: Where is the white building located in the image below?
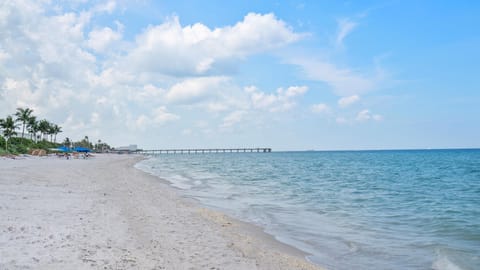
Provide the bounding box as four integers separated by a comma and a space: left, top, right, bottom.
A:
115, 144, 137, 152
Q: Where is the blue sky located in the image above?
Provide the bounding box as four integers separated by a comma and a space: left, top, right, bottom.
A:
0, 0, 479, 150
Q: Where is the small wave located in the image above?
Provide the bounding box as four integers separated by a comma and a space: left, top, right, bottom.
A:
432, 253, 464, 270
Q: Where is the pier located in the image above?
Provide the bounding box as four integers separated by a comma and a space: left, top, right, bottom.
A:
138, 148, 272, 155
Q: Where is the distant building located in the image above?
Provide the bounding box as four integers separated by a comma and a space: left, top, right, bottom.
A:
115, 144, 138, 153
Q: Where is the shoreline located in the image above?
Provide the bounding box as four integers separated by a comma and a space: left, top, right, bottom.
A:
133, 156, 321, 265
134, 154, 326, 269
134, 157, 320, 265
0, 154, 324, 269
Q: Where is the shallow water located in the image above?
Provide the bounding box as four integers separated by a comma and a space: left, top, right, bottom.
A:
136, 150, 480, 270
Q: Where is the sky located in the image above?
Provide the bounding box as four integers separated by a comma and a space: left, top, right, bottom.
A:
1, 0, 479, 150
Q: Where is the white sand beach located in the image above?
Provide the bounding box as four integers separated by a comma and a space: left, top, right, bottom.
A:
0, 154, 323, 270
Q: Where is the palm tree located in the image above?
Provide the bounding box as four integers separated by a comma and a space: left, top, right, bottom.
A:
14, 107, 34, 138
52, 124, 62, 143
47, 124, 55, 142
38, 119, 51, 141
27, 116, 38, 141
63, 137, 71, 148
0, 116, 19, 151
84, 135, 91, 148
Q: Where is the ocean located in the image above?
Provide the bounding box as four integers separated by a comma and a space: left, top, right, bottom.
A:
135, 149, 480, 270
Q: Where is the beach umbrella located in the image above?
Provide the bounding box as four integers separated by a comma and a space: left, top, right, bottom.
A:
57, 146, 71, 152
74, 147, 91, 152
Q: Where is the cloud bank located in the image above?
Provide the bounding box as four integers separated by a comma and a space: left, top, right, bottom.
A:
0, 0, 386, 148
0, 1, 308, 146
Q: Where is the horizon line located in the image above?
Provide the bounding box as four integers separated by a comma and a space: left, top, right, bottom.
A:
134, 147, 480, 152
276, 147, 480, 152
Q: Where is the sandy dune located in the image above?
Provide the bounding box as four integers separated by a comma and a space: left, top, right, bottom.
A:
0, 154, 323, 270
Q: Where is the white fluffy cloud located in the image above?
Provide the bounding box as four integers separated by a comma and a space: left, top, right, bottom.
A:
165, 77, 230, 104
92, 0, 117, 14
152, 107, 180, 124
246, 85, 308, 112
87, 25, 122, 52
125, 13, 301, 76
130, 107, 179, 131
311, 103, 331, 114
356, 109, 383, 122
338, 95, 360, 108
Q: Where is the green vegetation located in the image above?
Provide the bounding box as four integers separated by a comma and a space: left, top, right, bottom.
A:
14, 107, 34, 139
1, 107, 61, 154
1, 107, 112, 155
61, 136, 112, 152
0, 136, 6, 154
0, 115, 19, 152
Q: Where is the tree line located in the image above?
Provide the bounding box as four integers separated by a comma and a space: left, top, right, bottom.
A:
0, 107, 62, 152
1, 108, 62, 142
0, 107, 111, 154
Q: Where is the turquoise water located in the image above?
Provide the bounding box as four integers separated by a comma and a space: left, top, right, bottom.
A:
136, 150, 480, 270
